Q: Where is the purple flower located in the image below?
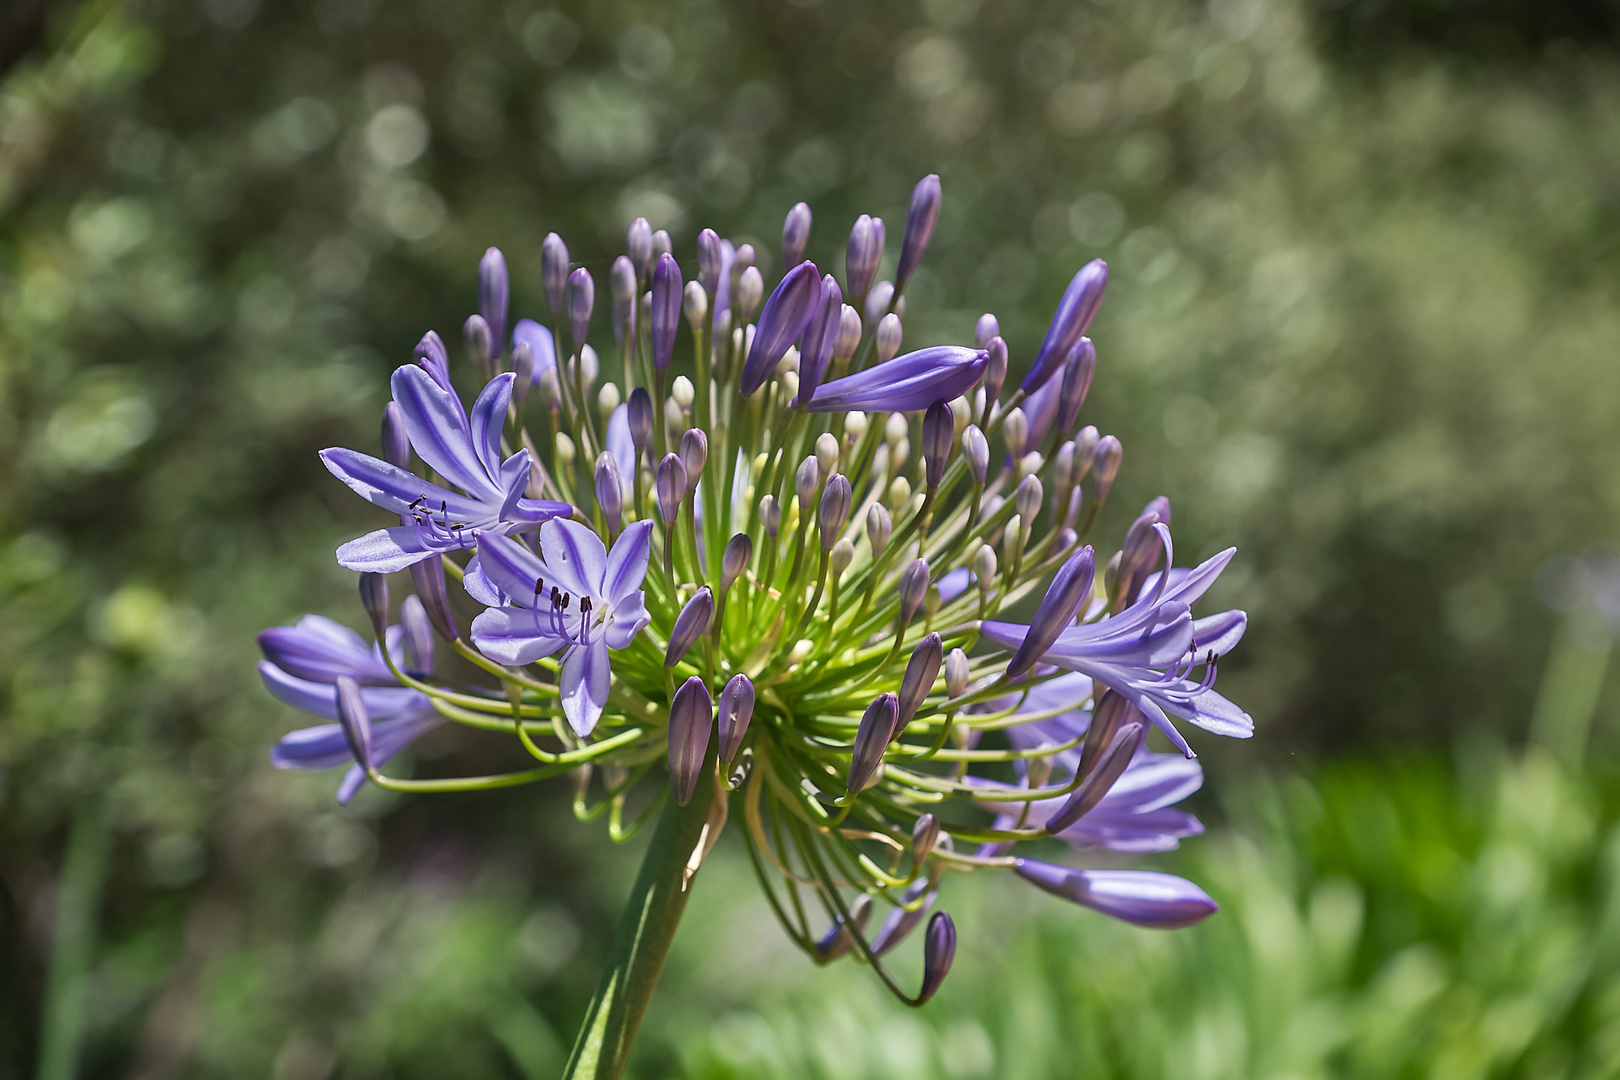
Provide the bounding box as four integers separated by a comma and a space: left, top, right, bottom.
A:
651, 252, 682, 371
1023, 259, 1108, 392
740, 260, 822, 395
321, 368, 572, 573
796, 274, 843, 405
262, 614, 441, 804
804, 346, 988, 414
469, 519, 654, 735
511, 319, 558, 387
1005, 546, 1095, 679
980, 525, 1251, 757
1014, 859, 1217, 928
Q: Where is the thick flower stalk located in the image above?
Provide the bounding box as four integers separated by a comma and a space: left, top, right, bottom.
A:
259, 174, 1252, 1075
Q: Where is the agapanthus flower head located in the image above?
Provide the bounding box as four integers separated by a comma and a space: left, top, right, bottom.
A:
260, 175, 1251, 1011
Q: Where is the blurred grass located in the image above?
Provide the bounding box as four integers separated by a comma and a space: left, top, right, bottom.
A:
6, 0, 1620, 1074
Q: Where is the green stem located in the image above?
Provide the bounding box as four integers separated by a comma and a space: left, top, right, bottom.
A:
562, 753, 719, 1080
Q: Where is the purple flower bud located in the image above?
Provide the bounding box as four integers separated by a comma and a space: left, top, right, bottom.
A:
511, 342, 535, 404
409, 555, 460, 642
846, 214, 883, 298
871, 879, 934, 955
542, 233, 569, 317
595, 451, 624, 533
962, 424, 988, 485
731, 242, 757, 289
848, 691, 900, 794
1078, 689, 1136, 778
633, 255, 674, 373
478, 247, 509, 360
680, 427, 708, 488
974, 313, 1000, 349
665, 587, 714, 669
1005, 546, 1096, 679
627, 387, 654, 457
1115, 496, 1171, 605
668, 675, 713, 806
897, 632, 943, 732
740, 261, 821, 395
610, 256, 636, 344
1056, 338, 1097, 435
922, 403, 952, 489
795, 455, 821, 508
651, 229, 672, 260
899, 558, 930, 622
1014, 859, 1218, 929
1024, 259, 1108, 392
983, 336, 1008, 406
813, 894, 873, 962
626, 217, 653, 280
735, 265, 764, 325
400, 594, 435, 674
834, 304, 862, 359
797, 275, 843, 404
464, 313, 493, 366
818, 474, 852, 548
568, 267, 594, 351
717, 672, 755, 763
1072, 426, 1099, 482
782, 201, 812, 268
1015, 474, 1043, 523
945, 648, 969, 698
1093, 436, 1123, 500
381, 401, 410, 469
721, 533, 753, 591
867, 503, 892, 560
865, 280, 896, 326
359, 572, 389, 637
1045, 721, 1145, 833
912, 813, 940, 863
413, 330, 451, 390
698, 228, 724, 296
656, 453, 686, 524
919, 911, 956, 1002
335, 674, 373, 771
897, 174, 942, 287
760, 494, 781, 538
805, 346, 989, 414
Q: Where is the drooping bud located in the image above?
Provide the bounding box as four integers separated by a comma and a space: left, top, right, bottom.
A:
865, 280, 896, 325
463, 314, 492, 368
1078, 688, 1136, 779
408, 555, 459, 642
1024, 259, 1108, 392
679, 427, 708, 488
626, 217, 653, 280
760, 495, 781, 539
795, 455, 821, 508
667, 676, 713, 806
961, 424, 988, 485
400, 594, 434, 674
919, 911, 956, 1002
875, 312, 903, 363
922, 403, 952, 489
898, 558, 930, 622
740, 261, 821, 395
945, 648, 969, 698
974, 313, 1000, 349
1015, 474, 1043, 524
721, 533, 753, 591
1056, 338, 1097, 435
358, 573, 389, 637
381, 401, 410, 469
897, 632, 943, 732
1004, 546, 1096, 679
610, 256, 636, 344
1093, 436, 1123, 500
735, 266, 764, 325
541, 232, 569, 317
834, 304, 862, 360
818, 474, 852, 547
798, 275, 843, 404
665, 587, 714, 668
813, 894, 873, 962
896, 173, 942, 286
866, 503, 892, 560
1045, 720, 1145, 834
984, 336, 1008, 406
697, 228, 724, 296
477, 247, 509, 364
335, 675, 373, 773
656, 453, 686, 524
847, 692, 900, 794
512, 342, 535, 403
1004, 407, 1029, 458
846, 214, 883, 298
912, 813, 941, 863
717, 673, 755, 763
595, 452, 624, 533
682, 279, 707, 335
782, 201, 812, 268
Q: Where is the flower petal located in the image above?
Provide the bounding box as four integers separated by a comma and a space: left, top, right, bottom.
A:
470, 607, 569, 666
539, 518, 608, 598
1014, 860, 1216, 928
390, 365, 496, 499
805, 346, 988, 413
462, 554, 507, 607
469, 373, 516, 482
476, 533, 545, 609
603, 520, 653, 604
335, 526, 437, 574
319, 448, 482, 519
604, 592, 649, 649
512, 319, 557, 381
561, 639, 611, 736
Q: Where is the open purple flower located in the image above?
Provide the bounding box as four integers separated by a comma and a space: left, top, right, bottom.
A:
262, 614, 441, 804
980, 524, 1251, 757
469, 519, 654, 735
321, 367, 572, 573
804, 346, 988, 413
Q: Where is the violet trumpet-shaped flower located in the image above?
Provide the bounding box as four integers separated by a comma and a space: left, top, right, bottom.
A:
980, 525, 1252, 757
321, 368, 571, 573
469, 519, 654, 735
740, 260, 821, 395
1022, 259, 1108, 392
1014, 858, 1217, 928
263, 614, 441, 805
804, 346, 988, 413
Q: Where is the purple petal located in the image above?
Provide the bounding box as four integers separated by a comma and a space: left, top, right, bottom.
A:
560, 639, 610, 736
511, 496, 575, 524
603, 520, 653, 604
512, 319, 557, 382
1014, 860, 1216, 928
539, 518, 608, 598
319, 449, 483, 520
606, 404, 636, 500
463, 554, 507, 607
335, 526, 438, 574
740, 261, 822, 395
1056, 807, 1205, 852
805, 346, 988, 413
936, 566, 972, 602
259, 617, 393, 684
270, 721, 351, 769
469, 607, 570, 666
1022, 260, 1108, 393
469, 373, 516, 482
259, 662, 424, 719
390, 365, 496, 499
336, 764, 368, 804
1190, 609, 1246, 658
605, 592, 649, 648
475, 533, 545, 609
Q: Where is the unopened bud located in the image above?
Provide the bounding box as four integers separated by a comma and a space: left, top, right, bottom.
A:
782, 201, 812, 268
919, 911, 956, 1002
542, 232, 570, 316
984, 336, 1008, 405
598, 382, 620, 421
610, 256, 636, 342
884, 411, 908, 448
359, 573, 389, 637
1093, 435, 1123, 500
721, 533, 753, 591
847, 692, 899, 794
578, 344, 599, 391
795, 456, 821, 507
1072, 426, 1100, 482
717, 673, 755, 763
680, 427, 708, 487
962, 425, 988, 485
665, 587, 714, 668
922, 402, 952, 489
945, 648, 969, 698
554, 431, 576, 465
1019, 451, 1043, 479
595, 452, 623, 533
512, 343, 535, 403
897, 632, 943, 732
818, 474, 852, 547
464, 313, 492, 368
834, 304, 862, 359
865, 280, 895, 325
567, 267, 594, 350
683, 279, 708, 334
912, 813, 941, 863
867, 503, 892, 560
875, 312, 903, 363
1015, 474, 1043, 523
335, 675, 373, 774
400, 594, 434, 674
844, 410, 869, 441
974, 313, 1000, 349
626, 217, 653, 280
760, 494, 781, 538
814, 433, 840, 480
847, 215, 884, 299
538, 368, 561, 409
1026, 753, 1054, 790
1056, 338, 1097, 434
628, 387, 654, 455
668, 676, 714, 806
830, 537, 855, 576
381, 401, 410, 469
665, 396, 687, 437
1004, 407, 1029, 458
409, 556, 460, 642
697, 228, 724, 295
888, 476, 912, 510
899, 558, 930, 622
973, 545, 997, 591
672, 375, 695, 408
736, 266, 764, 324
656, 453, 686, 523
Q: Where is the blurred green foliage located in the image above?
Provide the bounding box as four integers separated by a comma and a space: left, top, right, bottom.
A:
6, 0, 1620, 1073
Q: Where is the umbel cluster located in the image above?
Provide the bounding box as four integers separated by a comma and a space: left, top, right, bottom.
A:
257, 175, 1252, 1004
